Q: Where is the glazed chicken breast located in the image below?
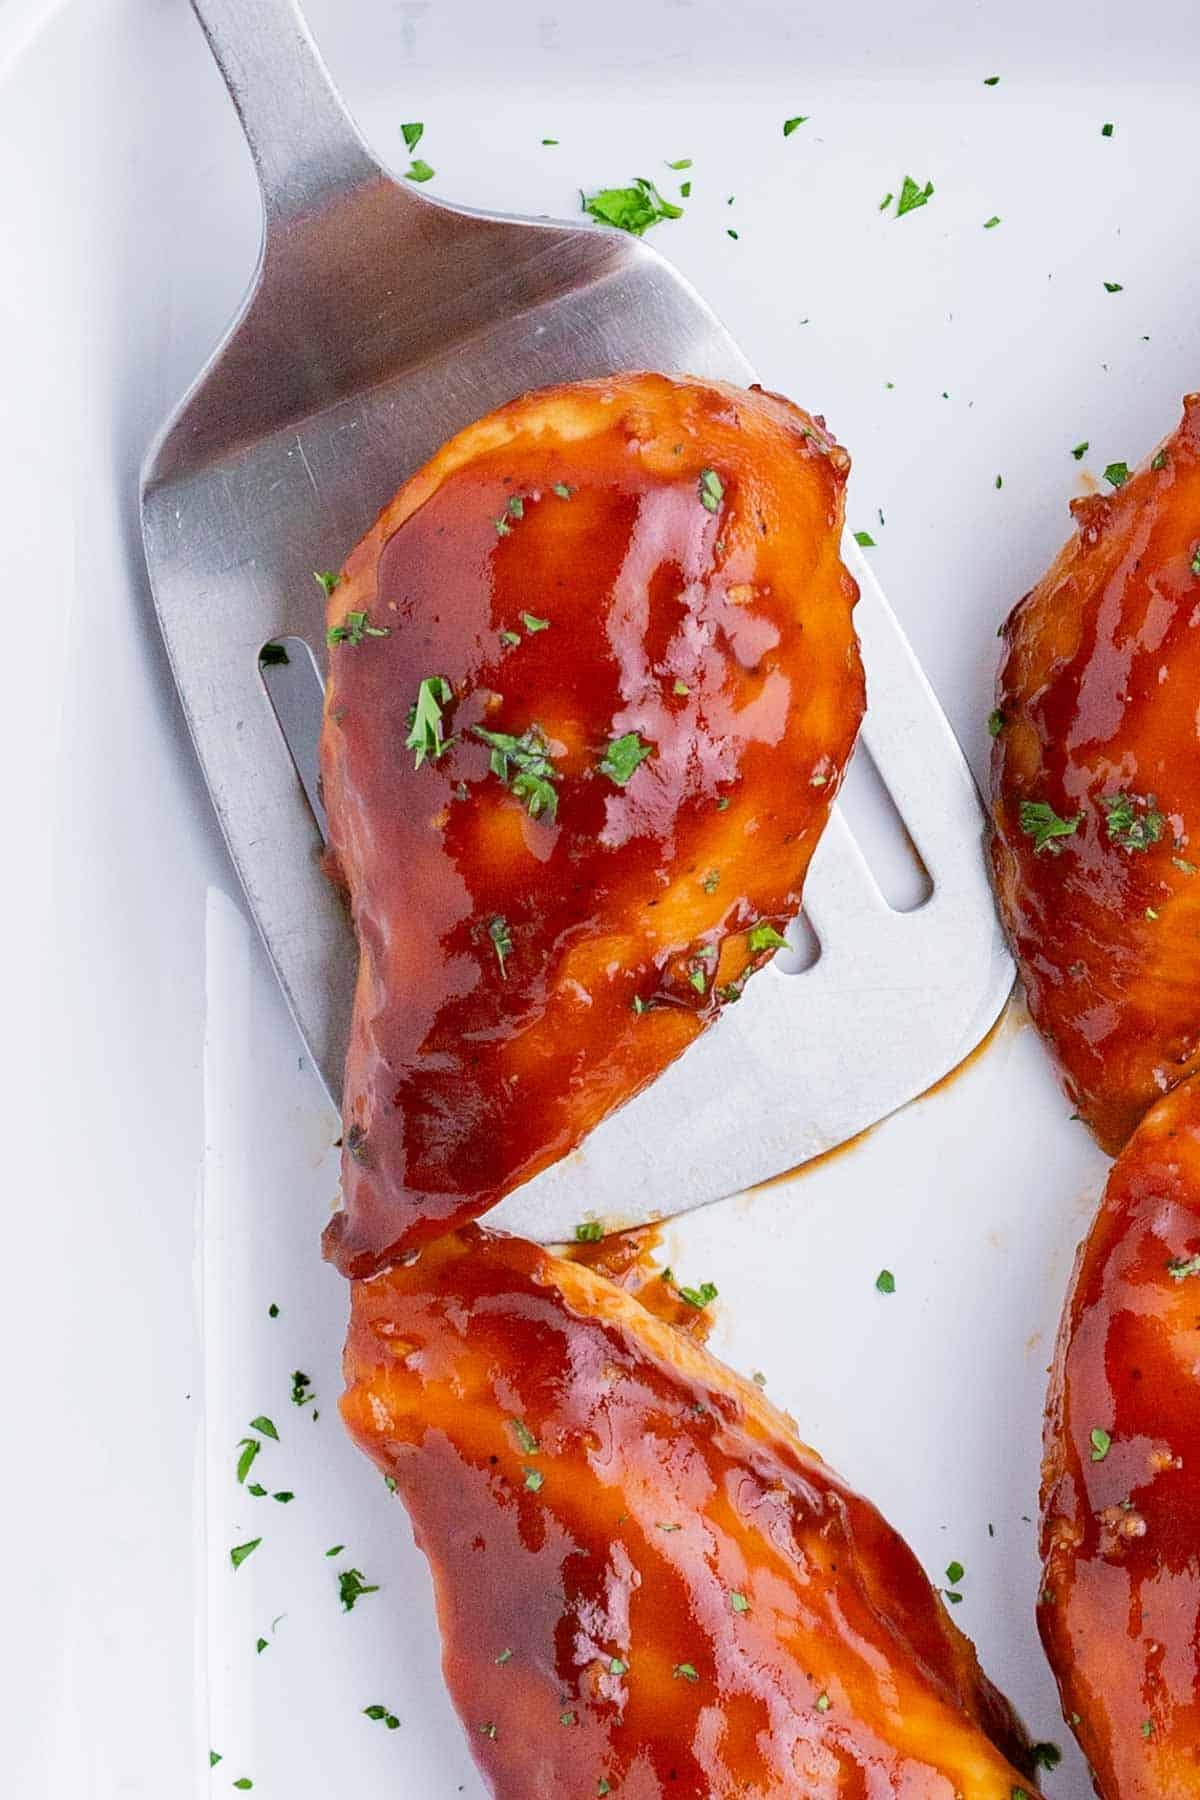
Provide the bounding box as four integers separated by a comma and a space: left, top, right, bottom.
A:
342, 1226, 1044, 1799
991, 394, 1200, 1153
993, 393, 1200, 1786
319, 372, 864, 1276
1040, 1075, 1200, 1796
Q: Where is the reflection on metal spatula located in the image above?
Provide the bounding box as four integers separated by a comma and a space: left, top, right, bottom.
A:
140, 0, 1012, 1242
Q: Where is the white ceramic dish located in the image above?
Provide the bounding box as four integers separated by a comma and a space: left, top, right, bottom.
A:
6, 0, 1198, 1792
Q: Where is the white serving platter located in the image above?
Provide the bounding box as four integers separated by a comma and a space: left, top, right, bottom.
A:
6, 0, 1198, 1793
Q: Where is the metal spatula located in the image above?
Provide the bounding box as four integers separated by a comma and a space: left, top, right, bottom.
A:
141, 0, 1011, 1242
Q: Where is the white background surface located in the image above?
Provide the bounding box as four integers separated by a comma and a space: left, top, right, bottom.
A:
5, 0, 1198, 1793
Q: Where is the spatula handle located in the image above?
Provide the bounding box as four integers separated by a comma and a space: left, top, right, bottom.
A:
189, 0, 383, 221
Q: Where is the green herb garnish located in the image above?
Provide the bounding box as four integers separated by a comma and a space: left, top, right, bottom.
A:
405, 159, 435, 183
523, 1468, 545, 1493
783, 116, 809, 135
291, 1371, 314, 1407
895, 176, 934, 217
582, 177, 682, 235
230, 1539, 262, 1571
338, 1567, 380, 1611
1103, 280, 1123, 293
487, 916, 512, 978
678, 1281, 718, 1309
575, 1221, 603, 1242
1090, 1427, 1112, 1462
1019, 800, 1082, 854
946, 1560, 965, 1584
853, 530, 876, 547
249, 1416, 278, 1441
472, 723, 560, 819
875, 1269, 896, 1295
401, 122, 423, 151
1071, 442, 1089, 460
1101, 121, 1114, 136
259, 642, 289, 666
1104, 461, 1130, 488
236, 1439, 260, 1484
328, 610, 389, 648
730, 1591, 750, 1613
698, 466, 724, 512
1102, 792, 1163, 852
747, 922, 789, 953
987, 709, 1005, 737
598, 731, 653, 785
673, 1662, 699, 1682
815, 1692, 831, 1712
364, 1704, 401, 1729
1167, 1253, 1200, 1281
510, 1419, 540, 1455
314, 570, 340, 596
983, 215, 1001, 229
520, 612, 550, 633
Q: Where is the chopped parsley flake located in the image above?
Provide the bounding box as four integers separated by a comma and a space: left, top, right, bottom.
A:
473, 723, 560, 820
247, 1483, 266, 1498
551, 482, 573, 499
1090, 1427, 1112, 1462
480, 1723, 498, 1739
259, 641, 289, 666
314, 570, 340, 596
609, 1657, 628, 1675
1071, 441, 1089, 460
523, 1468, 544, 1493
575, 1221, 603, 1243
401, 122, 424, 151
327, 609, 389, 648
853, 529, 876, 547
236, 1440, 260, 1484
404, 675, 454, 767
1018, 799, 1082, 854
210, 1751, 222, 1766
983, 215, 1001, 229
291, 1371, 314, 1407
879, 191, 894, 211
983, 75, 1000, 85
666, 157, 693, 169
875, 1269, 896, 1295
687, 964, 708, 995
673, 1662, 699, 1682
680, 180, 692, 197
495, 1648, 513, 1664
1152, 450, 1168, 469
520, 612, 550, 633
783, 115, 809, 135
268, 1303, 279, 1319
487, 915, 512, 977
1101, 121, 1114, 136
510, 1418, 540, 1455
230, 1538, 262, 1571
598, 731, 654, 785
249, 1415, 278, 1441
1031, 1743, 1063, 1770
272, 1492, 294, 1504
405, 159, 435, 183
364, 1704, 401, 1729
815, 1692, 831, 1713
1167, 1253, 1200, 1281
1142, 1719, 1154, 1738
326, 1545, 344, 1557
582, 176, 682, 235
499, 628, 521, 649
338, 1567, 380, 1611
895, 176, 934, 217
946, 1560, 965, 1584
730, 1591, 750, 1614
559, 1710, 577, 1727
678, 1281, 718, 1309
1102, 792, 1163, 852
701, 869, 720, 893
1104, 461, 1131, 488
256, 1637, 268, 1655
1103, 280, 1124, 293
698, 466, 725, 512
987, 709, 1005, 737
748, 922, 789, 953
